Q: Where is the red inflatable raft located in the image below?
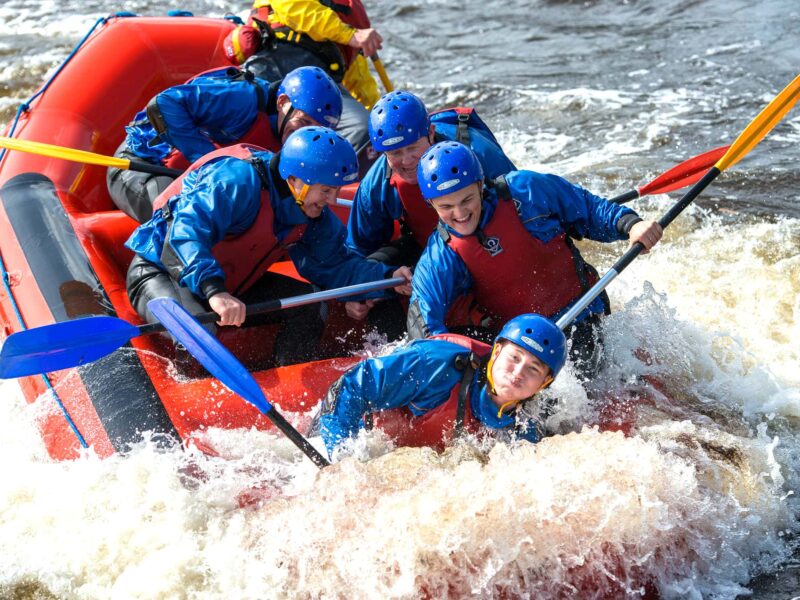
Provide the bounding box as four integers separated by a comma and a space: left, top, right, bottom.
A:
0, 15, 362, 461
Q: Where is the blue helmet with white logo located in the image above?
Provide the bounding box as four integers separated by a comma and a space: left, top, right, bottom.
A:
417, 141, 484, 202
495, 314, 567, 377
278, 66, 343, 128
369, 90, 430, 152
278, 126, 358, 186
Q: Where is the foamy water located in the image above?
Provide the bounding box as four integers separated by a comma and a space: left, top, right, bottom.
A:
3, 244, 799, 598
2, 0, 800, 597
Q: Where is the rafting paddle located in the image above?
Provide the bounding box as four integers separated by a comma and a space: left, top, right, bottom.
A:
147, 297, 330, 468
0, 277, 406, 379
0, 136, 357, 208
556, 73, 800, 331
0, 135, 181, 177
609, 145, 729, 204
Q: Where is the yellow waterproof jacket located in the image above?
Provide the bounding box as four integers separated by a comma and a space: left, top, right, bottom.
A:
253, 0, 381, 108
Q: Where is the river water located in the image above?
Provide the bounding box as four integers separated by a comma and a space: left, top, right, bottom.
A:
1, 0, 799, 598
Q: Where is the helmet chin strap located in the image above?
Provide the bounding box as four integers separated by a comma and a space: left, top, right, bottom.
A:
288, 180, 310, 210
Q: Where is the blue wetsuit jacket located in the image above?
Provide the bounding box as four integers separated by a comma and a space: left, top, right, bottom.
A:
409, 170, 642, 334
124, 69, 277, 164
125, 150, 393, 299
319, 338, 540, 457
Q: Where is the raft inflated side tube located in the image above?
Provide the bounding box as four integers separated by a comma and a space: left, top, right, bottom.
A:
0, 173, 180, 453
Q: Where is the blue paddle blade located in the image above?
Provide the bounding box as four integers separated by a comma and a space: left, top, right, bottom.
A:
147, 298, 272, 415
0, 316, 140, 379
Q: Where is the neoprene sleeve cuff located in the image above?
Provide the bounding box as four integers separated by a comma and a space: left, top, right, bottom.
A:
200, 277, 227, 299
616, 213, 643, 236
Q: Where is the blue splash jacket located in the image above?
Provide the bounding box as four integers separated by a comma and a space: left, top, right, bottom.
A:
319, 338, 540, 456
125, 150, 392, 298
125, 69, 276, 164
409, 170, 640, 334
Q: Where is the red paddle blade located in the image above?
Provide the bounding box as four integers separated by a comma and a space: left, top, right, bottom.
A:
638, 145, 729, 196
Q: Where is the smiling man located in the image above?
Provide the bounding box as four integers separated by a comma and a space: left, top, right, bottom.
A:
318, 313, 567, 459
108, 66, 343, 223
124, 126, 411, 369
409, 141, 663, 379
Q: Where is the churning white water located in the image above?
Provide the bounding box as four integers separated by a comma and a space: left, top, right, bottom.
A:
3, 210, 800, 598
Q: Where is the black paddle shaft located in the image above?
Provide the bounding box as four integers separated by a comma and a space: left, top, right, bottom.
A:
129, 159, 182, 177
609, 189, 640, 205
614, 167, 721, 274
266, 409, 330, 468
137, 298, 286, 336
135, 276, 405, 337
558, 166, 722, 330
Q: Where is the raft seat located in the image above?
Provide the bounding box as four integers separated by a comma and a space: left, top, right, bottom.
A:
73, 210, 140, 321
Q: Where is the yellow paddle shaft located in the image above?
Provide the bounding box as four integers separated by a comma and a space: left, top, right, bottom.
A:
371, 54, 394, 93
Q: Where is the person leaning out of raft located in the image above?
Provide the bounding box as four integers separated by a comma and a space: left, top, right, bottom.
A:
108, 65, 343, 223
409, 142, 663, 380
341, 90, 517, 339
230, 0, 383, 162
318, 313, 567, 459
124, 126, 412, 369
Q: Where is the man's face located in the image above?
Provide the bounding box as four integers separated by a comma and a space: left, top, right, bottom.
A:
383, 126, 434, 183
287, 177, 339, 218
277, 95, 323, 142
489, 341, 550, 406
429, 183, 483, 236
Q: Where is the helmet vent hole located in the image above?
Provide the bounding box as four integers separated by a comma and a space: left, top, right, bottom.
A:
450, 166, 458, 174
312, 134, 321, 141
377, 128, 383, 137
431, 174, 438, 182
525, 328, 532, 334
543, 339, 550, 346
392, 105, 399, 110
396, 124, 403, 132
342, 166, 348, 172
328, 138, 334, 145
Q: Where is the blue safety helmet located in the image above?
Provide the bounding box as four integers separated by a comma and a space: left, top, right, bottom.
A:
278, 126, 359, 186
495, 314, 567, 377
278, 66, 343, 127
368, 90, 431, 152
418, 141, 484, 202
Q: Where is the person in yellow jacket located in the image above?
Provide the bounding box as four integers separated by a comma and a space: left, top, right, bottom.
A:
225, 0, 383, 173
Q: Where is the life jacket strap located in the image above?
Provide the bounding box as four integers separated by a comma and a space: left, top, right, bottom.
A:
454, 352, 477, 436
246, 156, 271, 190
488, 174, 510, 201
456, 110, 471, 145
145, 96, 168, 147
